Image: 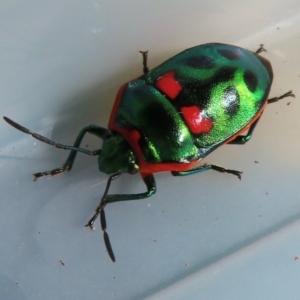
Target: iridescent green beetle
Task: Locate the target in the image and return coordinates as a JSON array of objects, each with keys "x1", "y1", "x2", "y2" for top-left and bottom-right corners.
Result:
[{"x1": 3, "y1": 43, "x2": 294, "y2": 262}]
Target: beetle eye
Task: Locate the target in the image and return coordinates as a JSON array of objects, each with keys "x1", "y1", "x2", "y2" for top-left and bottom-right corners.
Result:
[{"x1": 221, "y1": 86, "x2": 240, "y2": 117}]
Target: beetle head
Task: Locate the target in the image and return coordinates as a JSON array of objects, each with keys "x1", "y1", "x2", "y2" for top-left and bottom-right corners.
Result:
[{"x1": 99, "y1": 134, "x2": 139, "y2": 175}]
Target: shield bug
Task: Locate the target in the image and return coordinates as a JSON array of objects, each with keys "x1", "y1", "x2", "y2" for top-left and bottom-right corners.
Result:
[{"x1": 4, "y1": 43, "x2": 294, "y2": 262}]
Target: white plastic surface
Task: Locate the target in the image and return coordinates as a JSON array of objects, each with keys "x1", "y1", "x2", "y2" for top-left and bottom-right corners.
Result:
[{"x1": 1, "y1": 1, "x2": 300, "y2": 299}]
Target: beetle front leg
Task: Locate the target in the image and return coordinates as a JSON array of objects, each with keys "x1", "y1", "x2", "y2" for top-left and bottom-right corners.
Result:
[
  {"x1": 88, "y1": 173, "x2": 156, "y2": 233},
  {"x1": 172, "y1": 164, "x2": 242, "y2": 179},
  {"x1": 139, "y1": 51, "x2": 149, "y2": 74},
  {"x1": 255, "y1": 44, "x2": 267, "y2": 54},
  {"x1": 104, "y1": 173, "x2": 156, "y2": 204},
  {"x1": 87, "y1": 173, "x2": 156, "y2": 222},
  {"x1": 85, "y1": 172, "x2": 156, "y2": 262}
]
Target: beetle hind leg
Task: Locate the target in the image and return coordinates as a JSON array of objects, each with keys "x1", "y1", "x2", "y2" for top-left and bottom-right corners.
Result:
[
  {"x1": 228, "y1": 90, "x2": 295, "y2": 145},
  {"x1": 228, "y1": 117, "x2": 260, "y2": 145},
  {"x1": 267, "y1": 90, "x2": 294, "y2": 104}
]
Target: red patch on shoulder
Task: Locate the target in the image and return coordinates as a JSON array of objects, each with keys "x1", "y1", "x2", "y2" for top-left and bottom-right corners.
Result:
[
  {"x1": 155, "y1": 71, "x2": 182, "y2": 99},
  {"x1": 128, "y1": 129, "x2": 141, "y2": 144},
  {"x1": 181, "y1": 106, "x2": 213, "y2": 134}
]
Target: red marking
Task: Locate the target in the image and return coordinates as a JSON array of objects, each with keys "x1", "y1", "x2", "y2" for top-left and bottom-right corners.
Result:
[
  {"x1": 108, "y1": 83, "x2": 201, "y2": 173},
  {"x1": 109, "y1": 127, "x2": 199, "y2": 173},
  {"x1": 155, "y1": 71, "x2": 182, "y2": 99},
  {"x1": 181, "y1": 106, "x2": 213, "y2": 134},
  {"x1": 129, "y1": 129, "x2": 141, "y2": 145},
  {"x1": 107, "y1": 81, "x2": 269, "y2": 173},
  {"x1": 115, "y1": 128, "x2": 199, "y2": 173},
  {"x1": 108, "y1": 81, "x2": 271, "y2": 173}
]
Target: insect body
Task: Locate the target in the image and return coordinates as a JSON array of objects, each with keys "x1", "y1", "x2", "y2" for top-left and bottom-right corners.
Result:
[{"x1": 4, "y1": 43, "x2": 294, "y2": 262}]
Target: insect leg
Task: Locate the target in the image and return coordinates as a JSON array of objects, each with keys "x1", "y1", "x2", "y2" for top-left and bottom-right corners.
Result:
[
  {"x1": 86, "y1": 173, "x2": 156, "y2": 227},
  {"x1": 33, "y1": 124, "x2": 111, "y2": 180},
  {"x1": 255, "y1": 44, "x2": 267, "y2": 54},
  {"x1": 85, "y1": 173, "x2": 156, "y2": 262},
  {"x1": 85, "y1": 173, "x2": 120, "y2": 262},
  {"x1": 228, "y1": 117, "x2": 261, "y2": 145},
  {"x1": 3, "y1": 117, "x2": 110, "y2": 180},
  {"x1": 228, "y1": 91, "x2": 294, "y2": 145},
  {"x1": 172, "y1": 164, "x2": 242, "y2": 179},
  {"x1": 139, "y1": 50, "x2": 149, "y2": 74},
  {"x1": 267, "y1": 90, "x2": 294, "y2": 103},
  {"x1": 102, "y1": 173, "x2": 156, "y2": 204}
]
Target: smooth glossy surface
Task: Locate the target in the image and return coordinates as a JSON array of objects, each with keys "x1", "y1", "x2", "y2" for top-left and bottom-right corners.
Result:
[{"x1": 110, "y1": 44, "x2": 273, "y2": 168}]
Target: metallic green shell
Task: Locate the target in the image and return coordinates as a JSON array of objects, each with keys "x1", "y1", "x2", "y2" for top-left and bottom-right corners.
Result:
[
  {"x1": 112, "y1": 43, "x2": 273, "y2": 164},
  {"x1": 114, "y1": 80, "x2": 199, "y2": 163}
]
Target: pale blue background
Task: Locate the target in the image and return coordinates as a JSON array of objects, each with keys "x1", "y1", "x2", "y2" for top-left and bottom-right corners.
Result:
[{"x1": 1, "y1": 1, "x2": 300, "y2": 299}]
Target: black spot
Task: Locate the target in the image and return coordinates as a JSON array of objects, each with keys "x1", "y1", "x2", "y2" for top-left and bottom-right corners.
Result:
[
  {"x1": 175, "y1": 79, "x2": 211, "y2": 110},
  {"x1": 213, "y1": 66, "x2": 236, "y2": 83},
  {"x1": 244, "y1": 70, "x2": 258, "y2": 92},
  {"x1": 138, "y1": 102, "x2": 179, "y2": 162},
  {"x1": 218, "y1": 49, "x2": 240, "y2": 60},
  {"x1": 174, "y1": 66, "x2": 237, "y2": 111},
  {"x1": 222, "y1": 86, "x2": 240, "y2": 117},
  {"x1": 184, "y1": 55, "x2": 215, "y2": 69}
]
